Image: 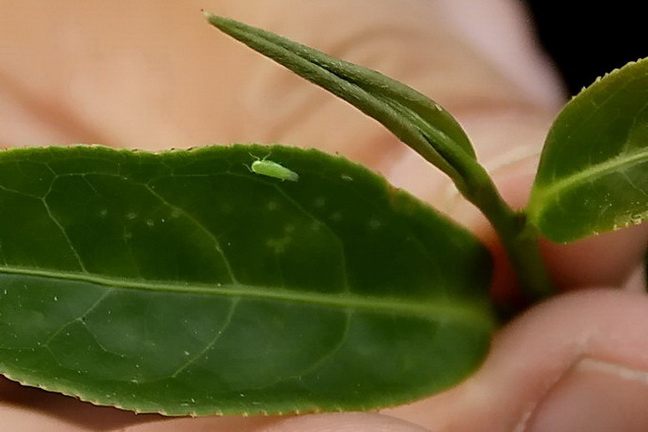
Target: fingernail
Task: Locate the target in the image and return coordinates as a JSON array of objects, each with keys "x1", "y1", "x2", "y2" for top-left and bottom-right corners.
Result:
[{"x1": 526, "y1": 359, "x2": 648, "y2": 432}]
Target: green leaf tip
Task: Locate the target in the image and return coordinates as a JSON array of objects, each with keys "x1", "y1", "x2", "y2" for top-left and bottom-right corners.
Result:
[
  {"x1": 202, "y1": 10, "x2": 230, "y2": 28},
  {"x1": 203, "y1": 12, "x2": 478, "y2": 189},
  {"x1": 529, "y1": 57, "x2": 648, "y2": 242}
]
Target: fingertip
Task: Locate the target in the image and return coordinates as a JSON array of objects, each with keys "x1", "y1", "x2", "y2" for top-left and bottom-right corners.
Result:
[
  {"x1": 0, "y1": 404, "x2": 87, "y2": 432},
  {"x1": 540, "y1": 223, "x2": 648, "y2": 290},
  {"x1": 386, "y1": 289, "x2": 648, "y2": 432},
  {"x1": 525, "y1": 359, "x2": 648, "y2": 432},
  {"x1": 262, "y1": 412, "x2": 430, "y2": 432},
  {"x1": 120, "y1": 415, "x2": 281, "y2": 432}
]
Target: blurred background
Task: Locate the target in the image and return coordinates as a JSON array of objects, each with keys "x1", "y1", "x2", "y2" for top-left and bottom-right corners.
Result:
[
  {"x1": 0, "y1": 1, "x2": 645, "y2": 151},
  {"x1": 524, "y1": 0, "x2": 646, "y2": 95}
]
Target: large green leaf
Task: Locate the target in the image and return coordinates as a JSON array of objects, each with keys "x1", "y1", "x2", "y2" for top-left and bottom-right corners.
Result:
[
  {"x1": 528, "y1": 58, "x2": 648, "y2": 242},
  {"x1": 0, "y1": 145, "x2": 494, "y2": 415}
]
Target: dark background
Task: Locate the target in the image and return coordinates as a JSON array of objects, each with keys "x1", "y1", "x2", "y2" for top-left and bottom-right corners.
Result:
[{"x1": 524, "y1": 1, "x2": 646, "y2": 95}]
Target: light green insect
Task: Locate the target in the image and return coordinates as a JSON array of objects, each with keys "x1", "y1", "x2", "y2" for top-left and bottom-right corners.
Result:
[{"x1": 248, "y1": 155, "x2": 299, "y2": 182}]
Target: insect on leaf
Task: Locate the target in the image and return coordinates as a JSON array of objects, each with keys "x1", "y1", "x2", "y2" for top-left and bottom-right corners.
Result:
[
  {"x1": 251, "y1": 158, "x2": 299, "y2": 181},
  {"x1": 0, "y1": 144, "x2": 494, "y2": 416},
  {"x1": 528, "y1": 57, "x2": 648, "y2": 242}
]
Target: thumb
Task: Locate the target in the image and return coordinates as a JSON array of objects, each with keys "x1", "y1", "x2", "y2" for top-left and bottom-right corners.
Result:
[
  {"x1": 384, "y1": 289, "x2": 648, "y2": 432},
  {"x1": 260, "y1": 412, "x2": 430, "y2": 432}
]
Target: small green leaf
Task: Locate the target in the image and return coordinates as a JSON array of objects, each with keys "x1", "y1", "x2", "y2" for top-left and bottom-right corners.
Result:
[
  {"x1": 204, "y1": 13, "x2": 477, "y2": 191},
  {"x1": 0, "y1": 145, "x2": 493, "y2": 415},
  {"x1": 528, "y1": 58, "x2": 648, "y2": 242}
]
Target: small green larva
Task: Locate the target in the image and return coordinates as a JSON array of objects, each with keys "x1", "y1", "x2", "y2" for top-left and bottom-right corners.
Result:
[{"x1": 249, "y1": 157, "x2": 299, "y2": 182}]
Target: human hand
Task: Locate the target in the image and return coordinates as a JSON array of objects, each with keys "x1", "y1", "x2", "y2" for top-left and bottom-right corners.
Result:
[{"x1": 1, "y1": 1, "x2": 646, "y2": 431}]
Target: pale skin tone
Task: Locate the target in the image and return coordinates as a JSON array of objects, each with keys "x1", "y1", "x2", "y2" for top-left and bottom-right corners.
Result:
[{"x1": 1, "y1": 1, "x2": 647, "y2": 431}]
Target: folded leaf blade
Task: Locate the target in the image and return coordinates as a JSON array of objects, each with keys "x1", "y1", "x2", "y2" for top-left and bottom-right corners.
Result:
[
  {"x1": 204, "y1": 13, "x2": 476, "y2": 188},
  {"x1": 0, "y1": 145, "x2": 493, "y2": 415}
]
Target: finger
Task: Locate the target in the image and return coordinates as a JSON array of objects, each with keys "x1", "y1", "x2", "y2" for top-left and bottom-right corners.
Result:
[
  {"x1": 121, "y1": 412, "x2": 430, "y2": 432},
  {"x1": 0, "y1": 377, "x2": 163, "y2": 431},
  {"x1": 0, "y1": 1, "x2": 561, "y2": 151},
  {"x1": 539, "y1": 225, "x2": 648, "y2": 290},
  {"x1": 0, "y1": 404, "x2": 87, "y2": 432},
  {"x1": 259, "y1": 412, "x2": 430, "y2": 432},
  {"x1": 384, "y1": 289, "x2": 648, "y2": 431},
  {"x1": 118, "y1": 415, "x2": 281, "y2": 432}
]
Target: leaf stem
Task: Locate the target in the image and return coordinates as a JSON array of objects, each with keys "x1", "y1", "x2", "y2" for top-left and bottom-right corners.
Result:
[
  {"x1": 413, "y1": 118, "x2": 554, "y2": 302},
  {"x1": 456, "y1": 157, "x2": 554, "y2": 302}
]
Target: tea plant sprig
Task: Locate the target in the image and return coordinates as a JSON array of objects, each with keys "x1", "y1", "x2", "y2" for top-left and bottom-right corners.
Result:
[
  {"x1": 205, "y1": 13, "x2": 648, "y2": 303},
  {"x1": 203, "y1": 13, "x2": 558, "y2": 301},
  {"x1": 0, "y1": 11, "x2": 644, "y2": 418}
]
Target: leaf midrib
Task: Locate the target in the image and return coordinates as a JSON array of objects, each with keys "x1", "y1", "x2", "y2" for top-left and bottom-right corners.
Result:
[
  {"x1": 535, "y1": 148, "x2": 648, "y2": 202},
  {"x1": 0, "y1": 265, "x2": 493, "y2": 328}
]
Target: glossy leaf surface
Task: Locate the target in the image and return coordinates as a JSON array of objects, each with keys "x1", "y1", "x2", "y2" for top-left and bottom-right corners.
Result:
[
  {"x1": 528, "y1": 58, "x2": 648, "y2": 242},
  {"x1": 0, "y1": 145, "x2": 494, "y2": 415}
]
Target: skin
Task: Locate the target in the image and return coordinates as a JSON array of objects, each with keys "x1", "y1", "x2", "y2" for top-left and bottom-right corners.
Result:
[{"x1": 1, "y1": 1, "x2": 647, "y2": 431}]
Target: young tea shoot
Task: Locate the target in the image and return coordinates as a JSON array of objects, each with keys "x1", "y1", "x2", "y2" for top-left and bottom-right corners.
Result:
[{"x1": 0, "y1": 11, "x2": 644, "y2": 419}]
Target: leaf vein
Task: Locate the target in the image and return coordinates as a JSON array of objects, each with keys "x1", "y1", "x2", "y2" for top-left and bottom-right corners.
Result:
[
  {"x1": 143, "y1": 183, "x2": 239, "y2": 284},
  {"x1": 40, "y1": 198, "x2": 87, "y2": 273},
  {"x1": 0, "y1": 266, "x2": 492, "y2": 326},
  {"x1": 43, "y1": 288, "x2": 113, "y2": 351},
  {"x1": 170, "y1": 298, "x2": 240, "y2": 378},
  {"x1": 537, "y1": 149, "x2": 648, "y2": 201}
]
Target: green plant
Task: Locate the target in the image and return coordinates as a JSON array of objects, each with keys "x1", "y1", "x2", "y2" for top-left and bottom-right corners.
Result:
[{"x1": 0, "y1": 13, "x2": 645, "y2": 416}]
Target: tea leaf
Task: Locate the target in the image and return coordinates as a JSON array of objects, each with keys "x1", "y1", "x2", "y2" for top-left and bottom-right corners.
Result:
[
  {"x1": 529, "y1": 58, "x2": 648, "y2": 242},
  {"x1": 0, "y1": 145, "x2": 493, "y2": 415}
]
